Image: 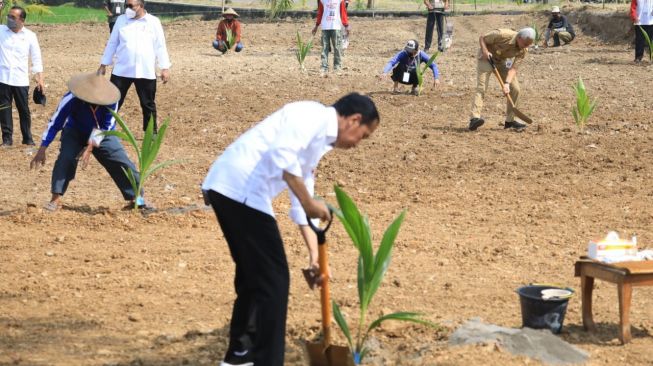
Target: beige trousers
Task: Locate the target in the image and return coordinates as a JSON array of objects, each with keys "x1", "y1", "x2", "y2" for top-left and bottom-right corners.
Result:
[
  {"x1": 555, "y1": 31, "x2": 573, "y2": 44},
  {"x1": 470, "y1": 58, "x2": 520, "y2": 122}
]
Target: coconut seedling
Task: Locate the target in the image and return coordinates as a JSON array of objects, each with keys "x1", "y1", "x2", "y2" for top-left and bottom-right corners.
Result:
[
  {"x1": 638, "y1": 26, "x2": 653, "y2": 61},
  {"x1": 331, "y1": 186, "x2": 436, "y2": 364},
  {"x1": 571, "y1": 77, "x2": 597, "y2": 131},
  {"x1": 415, "y1": 52, "x2": 439, "y2": 96},
  {"x1": 224, "y1": 28, "x2": 237, "y2": 52},
  {"x1": 295, "y1": 31, "x2": 313, "y2": 71},
  {"x1": 103, "y1": 113, "x2": 180, "y2": 210},
  {"x1": 532, "y1": 23, "x2": 541, "y2": 49}
]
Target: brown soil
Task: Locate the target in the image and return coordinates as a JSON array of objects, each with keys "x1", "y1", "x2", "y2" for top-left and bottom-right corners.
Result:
[{"x1": 2, "y1": 12, "x2": 653, "y2": 366}]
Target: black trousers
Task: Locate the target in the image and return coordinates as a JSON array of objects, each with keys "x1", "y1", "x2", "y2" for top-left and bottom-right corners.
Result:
[
  {"x1": 0, "y1": 82, "x2": 32, "y2": 144},
  {"x1": 110, "y1": 74, "x2": 158, "y2": 132},
  {"x1": 109, "y1": 21, "x2": 116, "y2": 34},
  {"x1": 208, "y1": 190, "x2": 289, "y2": 366},
  {"x1": 391, "y1": 63, "x2": 418, "y2": 87},
  {"x1": 425, "y1": 11, "x2": 445, "y2": 51},
  {"x1": 51, "y1": 127, "x2": 140, "y2": 200},
  {"x1": 635, "y1": 24, "x2": 653, "y2": 61}
]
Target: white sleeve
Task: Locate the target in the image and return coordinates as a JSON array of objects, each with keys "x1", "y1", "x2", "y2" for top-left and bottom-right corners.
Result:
[
  {"x1": 154, "y1": 18, "x2": 171, "y2": 69},
  {"x1": 29, "y1": 33, "x2": 43, "y2": 73},
  {"x1": 100, "y1": 16, "x2": 122, "y2": 65},
  {"x1": 288, "y1": 173, "x2": 315, "y2": 225}
]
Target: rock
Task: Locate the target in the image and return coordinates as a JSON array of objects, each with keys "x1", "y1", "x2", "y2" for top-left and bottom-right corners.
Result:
[
  {"x1": 128, "y1": 313, "x2": 142, "y2": 322},
  {"x1": 45, "y1": 251, "x2": 55, "y2": 257},
  {"x1": 450, "y1": 318, "x2": 589, "y2": 365}
]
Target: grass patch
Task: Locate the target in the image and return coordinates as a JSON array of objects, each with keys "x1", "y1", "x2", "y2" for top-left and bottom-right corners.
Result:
[{"x1": 28, "y1": 4, "x2": 106, "y2": 24}]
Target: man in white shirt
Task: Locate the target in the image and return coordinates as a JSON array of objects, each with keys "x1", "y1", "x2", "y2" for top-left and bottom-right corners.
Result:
[
  {"x1": 97, "y1": 0, "x2": 171, "y2": 133},
  {"x1": 0, "y1": 6, "x2": 44, "y2": 147},
  {"x1": 424, "y1": 0, "x2": 448, "y2": 52},
  {"x1": 312, "y1": 0, "x2": 350, "y2": 76},
  {"x1": 202, "y1": 93, "x2": 380, "y2": 366}
]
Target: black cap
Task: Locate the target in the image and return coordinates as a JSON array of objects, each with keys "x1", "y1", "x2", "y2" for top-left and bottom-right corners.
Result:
[{"x1": 32, "y1": 87, "x2": 46, "y2": 106}]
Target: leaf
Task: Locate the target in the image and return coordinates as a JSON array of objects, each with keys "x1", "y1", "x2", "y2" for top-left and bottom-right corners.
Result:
[
  {"x1": 109, "y1": 109, "x2": 140, "y2": 155},
  {"x1": 140, "y1": 115, "x2": 155, "y2": 173},
  {"x1": 332, "y1": 301, "x2": 354, "y2": 351},
  {"x1": 121, "y1": 166, "x2": 139, "y2": 209},
  {"x1": 366, "y1": 312, "x2": 436, "y2": 333},
  {"x1": 363, "y1": 210, "x2": 406, "y2": 308},
  {"x1": 334, "y1": 186, "x2": 373, "y2": 268},
  {"x1": 141, "y1": 159, "x2": 182, "y2": 183}
]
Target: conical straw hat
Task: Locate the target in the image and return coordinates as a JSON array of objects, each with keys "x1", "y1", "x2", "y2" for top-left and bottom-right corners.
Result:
[
  {"x1": 222, "y1": 8, "x2": 239, "y2": 17},
  {"x1": 67, "y1": 73, "x2": 120, "y2": 106}
]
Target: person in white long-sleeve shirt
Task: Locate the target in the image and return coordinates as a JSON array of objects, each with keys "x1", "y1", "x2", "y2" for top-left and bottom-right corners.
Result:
[
  {"x1": 0, "y1": 6, "x2": 44, "y2": 147},
  {"x1": 202, "y1": 93, "x2": 380, "y2": 366},
  {"x1": 97, "y1": 0, "x2": 171, "y2": 133}
]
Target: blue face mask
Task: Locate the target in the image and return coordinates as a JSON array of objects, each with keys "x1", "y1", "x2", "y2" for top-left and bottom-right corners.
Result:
[{"x1": 6, "y1": 17, "x2": 18, "y2": 31}]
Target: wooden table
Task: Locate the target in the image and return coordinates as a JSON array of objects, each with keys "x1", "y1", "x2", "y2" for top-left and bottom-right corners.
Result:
[{"x1": 574, "y1": 259, "x2": 653, "y2": 344}]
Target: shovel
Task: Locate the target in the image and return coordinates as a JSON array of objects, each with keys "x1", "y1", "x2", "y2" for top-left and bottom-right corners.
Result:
[
  {"x1": 304, "y1": 214, "x2": 355, "y2": 366},
  {"x1": 488, "y1": 57, "x2": 533, "y2": 124}
]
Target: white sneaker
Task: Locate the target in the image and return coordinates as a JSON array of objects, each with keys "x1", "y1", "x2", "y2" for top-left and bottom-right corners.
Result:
[{"x1": 220, "y1": 362, "x2": 253, "y2": 366}]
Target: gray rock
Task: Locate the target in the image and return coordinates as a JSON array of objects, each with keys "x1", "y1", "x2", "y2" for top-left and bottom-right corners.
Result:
[{"x1": 450, "y1": 318, "x2": 589, "y2": 365}]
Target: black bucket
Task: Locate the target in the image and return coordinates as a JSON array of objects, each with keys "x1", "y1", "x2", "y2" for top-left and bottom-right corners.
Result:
[{"x1": 516, "y1": 285, "x2": 574, "y2": 334}]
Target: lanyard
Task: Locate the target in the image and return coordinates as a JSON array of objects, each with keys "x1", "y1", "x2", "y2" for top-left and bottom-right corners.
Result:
[{"x1": 89, "y1": 105, "x2": 101, "y2": 129}]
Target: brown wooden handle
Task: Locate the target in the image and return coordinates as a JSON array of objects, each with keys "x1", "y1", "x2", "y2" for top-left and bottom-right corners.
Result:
[
  {"x1": 490, "y1": 62, "x2": 517, "y2": 108},
  {"x1": 318, "y1": 241, "x2": 331, "y2": 348}
]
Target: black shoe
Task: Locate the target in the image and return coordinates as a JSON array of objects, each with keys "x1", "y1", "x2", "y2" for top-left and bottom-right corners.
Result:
[
  {"x1": 468, "y1": 118, "x2": 485, "y2": 131},
  {"x1": 221, "y1": 349, "x2": 254, "y2": 366},
  {"x1": 22, "y1": 140, "x2": 35, "y2": 146},
  {"x1": 504, "y1": 120, "x2": 527, "y2": 131},
  {"x1": 0, "y1": 140, "x2": 12, "y2": 147},
  {"x1": 634, "y1": 58, "x2": 643, "y2": 64}
]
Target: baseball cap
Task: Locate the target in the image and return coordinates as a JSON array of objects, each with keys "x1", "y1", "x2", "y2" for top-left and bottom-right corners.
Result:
[
  {"x1": 551, "y1": 6, "x2": 560, "y2": 13},
  {"x1": 405, "y1": 39, "x2": 419, "y2": 53}
]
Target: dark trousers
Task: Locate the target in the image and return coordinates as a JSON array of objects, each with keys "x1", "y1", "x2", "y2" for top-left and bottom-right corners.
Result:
[
  {"x1": 425, "y1": 11, "x2": 445, "y2": 51},
  {"x1": 110, "y1": 74, "x2": 158, "y2": 132},
  {"x1": 51, "y1": 127, "x2": 140, "y2": 200},
  {"x1": 635, "y1": 24, "x2": 653, "y2": 61},
  {"x1": 0, "y1": 82, "x2": 32, "y2": 144},
  {"x1": 109, "y1": 21, "x2": 115, "y2": 34},
  {"x1": 391, "y1": 63, "x2": 418, "y2": 87},
  {"x1": 208, "y1": 190, "x2": 289, "y2": 366}
]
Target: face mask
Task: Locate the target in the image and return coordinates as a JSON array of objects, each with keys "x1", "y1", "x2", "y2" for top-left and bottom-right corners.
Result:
[
  {"x1": 6, "y1": 17, "x2": 18, "y2": 30},
  {"x1": 125, "y1": 7, "x2": 137, "y2": 19}
]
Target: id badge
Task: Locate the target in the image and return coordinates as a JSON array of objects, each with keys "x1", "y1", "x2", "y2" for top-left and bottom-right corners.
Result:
[
  {"x1": 505, "y1": 59, "x2": 513, "y2": 69},
  {"x1": 402, "y1": 72, "x2": 410, "y2": 83},
  {"x1": 89, "y1": 128, "x2": 104, "y2": 147},
  {"x1": 115, "y1": 6, "x2": 121, "y2": 14}
]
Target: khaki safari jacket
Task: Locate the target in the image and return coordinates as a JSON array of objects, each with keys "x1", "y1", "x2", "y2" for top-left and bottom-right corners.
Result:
[{"x1": 481, "y1": 29, "x2": 528, "y2": 68}]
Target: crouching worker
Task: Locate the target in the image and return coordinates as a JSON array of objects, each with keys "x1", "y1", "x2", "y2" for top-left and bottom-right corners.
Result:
[
  {"x1": 213, "y1": 8, "x2": 243, "y2": 54},
  {"x1": 380, "y1": 39, "x2": 440, "y2": 95},
  {"x1": 201, "y1": 93, "x2": 380, "y2": 366},
  {"x1": 30, "y1": 73, "x2": 146, "y2": 211},
  {"x1": 543, "y1": 6, "x2": 575, "y2": 48}
]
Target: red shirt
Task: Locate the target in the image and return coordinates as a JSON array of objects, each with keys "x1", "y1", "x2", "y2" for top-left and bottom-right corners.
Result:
[
  {"x1": 315, "y1": 0, "x2": 349, "y2": 28},
  {"x1": 216, "y1": 19, "x2": 242, "y2": 43}
]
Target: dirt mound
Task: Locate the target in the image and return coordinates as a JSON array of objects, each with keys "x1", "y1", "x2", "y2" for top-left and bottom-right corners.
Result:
[{"x1": 570, "y1": 6, "x2": 634, "y2": 43}]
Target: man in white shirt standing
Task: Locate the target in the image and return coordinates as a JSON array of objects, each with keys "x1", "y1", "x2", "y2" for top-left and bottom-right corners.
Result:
[
  {"x1": 202, "y1": 93, "x2": 380, "y2": 366},
  {"x1": 97, "y1": 0, "x2": 171, "y2": 133},
  {"x1": 312, "y1": 0, "x2": 350, "y2": 76},
  {"x1": 0, "y1": 6, "x2": 44, "y2": 147}
]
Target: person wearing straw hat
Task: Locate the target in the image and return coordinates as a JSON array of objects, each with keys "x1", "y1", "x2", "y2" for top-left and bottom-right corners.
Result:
[
  {"x1": 30, "y1": 73, "x2": 146, "y2": 212},
  {"x1": 543, "y1": 6, "x2": 575, "y2": 48},
  {"x1": 213, "y1": 8, "x2": 244, "y2": 54}
]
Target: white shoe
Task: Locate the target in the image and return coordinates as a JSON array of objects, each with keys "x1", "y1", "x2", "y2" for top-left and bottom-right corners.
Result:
[{"x1": 220, "y1": 361, "x2": 253, "y2": 366}]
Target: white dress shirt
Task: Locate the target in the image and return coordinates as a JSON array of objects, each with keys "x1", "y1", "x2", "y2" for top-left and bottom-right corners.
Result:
[
  {"x1": 0, "y1": 25, "x2": 43, "y2": 87},
  {"x1": 100, "y1": 13, "x2": 171, "y2": 80},
  {"x1": 202, "y1": 101, "x2": 339, "y2": 225}
]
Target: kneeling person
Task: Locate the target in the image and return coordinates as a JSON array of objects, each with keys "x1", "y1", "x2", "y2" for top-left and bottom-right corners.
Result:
[
  {"x1": 213, "y1": 8, "x2": 243, "y2": 54},
  {"x1": 380, "y1": 40, "x2": 440, "y2": 95},
  {"x1": 543, "y1": 6, "x2": 575, "y2": 47},
  {"x1": 30, "y1": 73, "x2": 145, "y2": 211}
]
